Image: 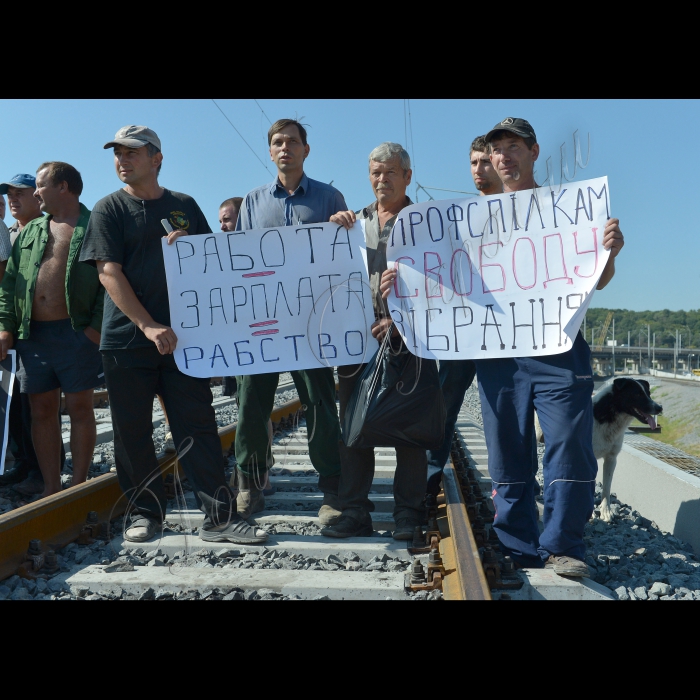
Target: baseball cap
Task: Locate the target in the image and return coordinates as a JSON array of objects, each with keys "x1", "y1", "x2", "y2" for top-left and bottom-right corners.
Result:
[
  {"x1": 485, "y1": 117, "x2": 537, "y2": 144},
  {"x1": 104, "y1": 125, "x2": 162, "y2": 151},
  {"x1": 0, "y1": 173, "x2": 36, "y2": 195}
]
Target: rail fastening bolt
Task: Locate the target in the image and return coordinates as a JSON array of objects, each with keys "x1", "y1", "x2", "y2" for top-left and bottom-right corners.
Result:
[
  {"x1": 411, "y1": 559, "x2": 427, "y2": 585},
  {"x1": 428, "y1": 547, "x2": 443, "y2": 567}
]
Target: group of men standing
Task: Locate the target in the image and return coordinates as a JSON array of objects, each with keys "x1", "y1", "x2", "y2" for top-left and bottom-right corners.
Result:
[{"x1": 0, "y1": 113, "x2": 624, "y2": 577}]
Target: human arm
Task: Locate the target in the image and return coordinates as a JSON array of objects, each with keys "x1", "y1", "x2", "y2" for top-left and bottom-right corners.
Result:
[
  {"x1": 0, "y1": 241, "x2": 20, "y2": 360},
  {"x1": 164, "y1": 230, "x2": 189, "y2": 244},
  {"x1": 596, "y1": 218, "x2": 624, "y2": 290},
  {"x1": 85, "y1": 282, "x2": 104, "y2": 344},
  {"x1": 0, "y1": 260, "x2": 6, "y2": 284},
  {"x1": 371, "y1": 317, "x2": 400, "y2": 341},
  {"x1": 379, "y1": 267, "x2": 397, "y2": 299},
  {"x1": 97, "y1": 261, "x2": 178, "y2": 355},
  {"x1": 330, "y1": 210, "x2": 356, "y2": 229}
]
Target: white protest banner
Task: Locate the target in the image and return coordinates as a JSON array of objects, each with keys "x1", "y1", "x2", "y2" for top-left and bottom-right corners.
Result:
[
  {"x1": 163, "y1": 223, "x2": 378, "y2": 377},
  {"x1": 0, "y1": 350, "x2": 16, "y2": 475},
  {"x1": 386, "y1": 176, "x2": 611, "y2": 359}
]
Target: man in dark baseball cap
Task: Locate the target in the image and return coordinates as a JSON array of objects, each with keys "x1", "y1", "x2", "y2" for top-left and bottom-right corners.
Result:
[
  {"x1": 484, "y1": 117, "x2": 537, "y2": 143},
  {"x1": 468, "y1": 116, "x2": 625, "y2": 578},
  {"x1": 0, "y1": 173, "x2": 36, "y2": 195}
]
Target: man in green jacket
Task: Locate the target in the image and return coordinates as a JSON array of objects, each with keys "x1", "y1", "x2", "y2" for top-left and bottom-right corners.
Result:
[{"x1": 0, "y1": 162, "x2": 104, "y2": 500}]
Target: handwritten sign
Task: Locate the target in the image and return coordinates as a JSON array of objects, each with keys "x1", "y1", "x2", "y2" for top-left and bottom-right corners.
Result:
[
  {"x1": 0, "y1": 350, "x2": 16, "y2": 475},
  {"x1": 386, "y1": 176, "x2": 611, "y2": 359},
  {"x1": 163, "y1": 223, "x2": 378, "y2": 377}
]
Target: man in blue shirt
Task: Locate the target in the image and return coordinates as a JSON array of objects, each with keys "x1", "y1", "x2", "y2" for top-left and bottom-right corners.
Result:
[{"x1": 234, "y1": 119, "x2": 347, "y2": 524}]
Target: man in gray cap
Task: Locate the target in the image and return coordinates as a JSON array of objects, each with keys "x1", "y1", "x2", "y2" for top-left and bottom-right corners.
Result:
[{"x1": 79, "y1": 125, "x2": 267, "y2": 544}]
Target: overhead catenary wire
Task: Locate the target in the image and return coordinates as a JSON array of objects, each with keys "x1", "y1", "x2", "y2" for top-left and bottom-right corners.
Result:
[
  {"x1": 253, "y1": 99, "x2": 273, "y2": 125},
  {"x1": 407, "y1": 99, "x2": 418, "y2": 202},
  {"x1": 417, "y1": 184, "x2": 479, "y2": 197},
  {"x1": 211, "y1": 99, "x2": 273, "y2": 176}
]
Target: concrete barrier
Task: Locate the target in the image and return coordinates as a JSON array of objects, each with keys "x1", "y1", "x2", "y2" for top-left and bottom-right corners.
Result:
[{"x1": 607, "y1": 443, "x2": 700, "y2": 554}]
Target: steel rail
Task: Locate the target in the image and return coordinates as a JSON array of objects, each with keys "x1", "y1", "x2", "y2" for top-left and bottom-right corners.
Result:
[
  {"x1": 0, "y1": 398, "x2": 303, "y2": 581},
  {"x1": 441, "y1": 460, "x2": 492, "y2": 601}
]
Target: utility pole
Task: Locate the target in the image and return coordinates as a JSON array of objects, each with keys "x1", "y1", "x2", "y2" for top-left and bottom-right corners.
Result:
[
  {"x1": 612, "y1": 317, "x2": 615, "y2": 375},
  {"x1": 675, "y1": 329, "x2": 678, "y2": 378},
  {"x1": 652, "y1": 332, "x2": 656, "y2": 372},
  {"x1": 647, "y1": 324, "x2": 650, "y2": 373}
]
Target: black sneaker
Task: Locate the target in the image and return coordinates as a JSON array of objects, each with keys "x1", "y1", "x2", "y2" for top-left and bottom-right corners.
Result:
[
  {"x1": 321, "y1": 514, "x2": 373, "y2": 538},
  {"x1": 200, "y1": 517, "x2": 268, "y2": 544},
  {"x1": 0, "y1": 464, "x2": 31, "y2": 486},
  {"x1": 393, "y1": 518, "x2": 422, "y2": 541}
]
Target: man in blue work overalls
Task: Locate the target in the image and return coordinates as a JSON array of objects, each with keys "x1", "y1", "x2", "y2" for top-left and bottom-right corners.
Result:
[
  {"x1": 381, "y1": 118, "x2": 625, "y2": 576},
  {"x1": 477, "y1": 118, "x2": 624, "y2": 575}
]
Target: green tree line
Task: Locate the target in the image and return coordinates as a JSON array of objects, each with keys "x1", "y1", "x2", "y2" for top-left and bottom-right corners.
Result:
[{"x1": 583, "y1": 308, "x2": 700, "y2": 348}]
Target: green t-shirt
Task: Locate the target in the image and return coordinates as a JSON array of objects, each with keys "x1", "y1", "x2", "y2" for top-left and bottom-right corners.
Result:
[{"x1": 79, "y1": 188, "x2": 211, "y2": 350}]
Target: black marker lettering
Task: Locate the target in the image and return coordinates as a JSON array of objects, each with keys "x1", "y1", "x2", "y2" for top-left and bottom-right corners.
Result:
[
  {"x1": 209, "y1": 287, "x2": 227, "y2": 325},
  {"x1": 183, "y1": 346, "x2": 204, "y2": 369},
  {"x1": 175, "y1": 240, "x2": 195, "y2": 274},
  {"x1": 510, "y1": 299, "x2": 537, "y2": 350},
  {"x1": 481, "y1": 304, "x2": 505, "y2": 351},
  {"x1": 260, "y1": 229, "x2": 285, "y2": 267},
  {"x1": 203, "y1": 236, "x2": 224, "y2": 273},
  {"x1": 180, "y1": 290, "x2": 200, "y2": 328}
]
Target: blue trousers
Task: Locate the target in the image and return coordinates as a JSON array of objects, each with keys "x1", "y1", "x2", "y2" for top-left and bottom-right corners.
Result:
[
  {"x1": 474, "y1": 333, "x2": 596, "y2": 566},
  {"x1": 426, "y1": 360, "x2": 476, "y2": 497}
]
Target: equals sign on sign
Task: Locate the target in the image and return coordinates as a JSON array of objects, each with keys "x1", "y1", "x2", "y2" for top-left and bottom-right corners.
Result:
[{"x1": 250, "y1": 320, "x2": 279, "y2": 336}]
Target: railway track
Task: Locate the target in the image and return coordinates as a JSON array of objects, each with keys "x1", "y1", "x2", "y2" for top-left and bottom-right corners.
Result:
[{"x1": 0, "y1": 394, "x2": 494, "y2": 600}]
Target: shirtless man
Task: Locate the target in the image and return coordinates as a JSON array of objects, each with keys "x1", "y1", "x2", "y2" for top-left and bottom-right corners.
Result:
[{"x1": 0, "y1": 162, "x2": 104, "y2": 499}]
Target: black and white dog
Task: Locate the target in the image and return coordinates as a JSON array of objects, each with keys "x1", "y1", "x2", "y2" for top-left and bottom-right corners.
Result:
[
  {"x1": 592, "y1": 378, "x2": 662, "y2": 521},
  {"x1": 535, "y1": 378, "x2": 663, "y2": 522}
]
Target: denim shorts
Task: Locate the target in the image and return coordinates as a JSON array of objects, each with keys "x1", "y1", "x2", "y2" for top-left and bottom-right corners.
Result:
[{"x1": 16, "y1": 318, "x2": 104, "y2": 394}]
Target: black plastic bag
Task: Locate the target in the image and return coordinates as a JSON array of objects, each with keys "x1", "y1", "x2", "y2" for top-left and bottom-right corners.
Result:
[{"x1": 342, "y1": 332, "x2": 446, "y2": 450}]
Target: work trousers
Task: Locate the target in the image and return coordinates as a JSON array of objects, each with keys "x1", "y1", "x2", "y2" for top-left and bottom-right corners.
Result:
[
  {"x1": 337, "y1": 363, "x2": 427, "y2": 523},
  {"x1": 426, "y1": 359, "x2": 477, "y2": 497},
  {"x1": 102, "y1": 347, "x2": 231, "y2": 524},
  {"x1": 474, "y1": 333, "x2": 596, "y2": 566},
  {"x1": 235, "y1": 368, "x2": 341, "y2": 478}
]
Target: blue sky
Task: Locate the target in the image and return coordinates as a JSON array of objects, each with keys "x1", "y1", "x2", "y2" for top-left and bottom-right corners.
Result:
[{"x1": 1, "y1": 99, "x2": 696, "y2": 312}]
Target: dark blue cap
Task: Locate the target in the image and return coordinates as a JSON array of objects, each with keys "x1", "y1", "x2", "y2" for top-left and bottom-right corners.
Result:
[{"x1": 0, "y1": 173, "x2": 36, "y2": 195}]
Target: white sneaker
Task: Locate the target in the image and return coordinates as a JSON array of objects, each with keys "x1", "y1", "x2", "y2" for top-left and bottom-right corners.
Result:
[{"x1": 164, "y1": 432, "x2": 176, "y2": 453}]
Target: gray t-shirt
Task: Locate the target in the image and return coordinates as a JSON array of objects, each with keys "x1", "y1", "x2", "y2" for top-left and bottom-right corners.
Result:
[{"x1": 79, "y1": 188, "x2": 211, "y2": 350}]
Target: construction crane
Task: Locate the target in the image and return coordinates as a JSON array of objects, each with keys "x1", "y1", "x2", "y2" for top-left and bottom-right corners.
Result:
[{"x1": 594, "y1": 311, "x2": 614, "y2": 351}]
